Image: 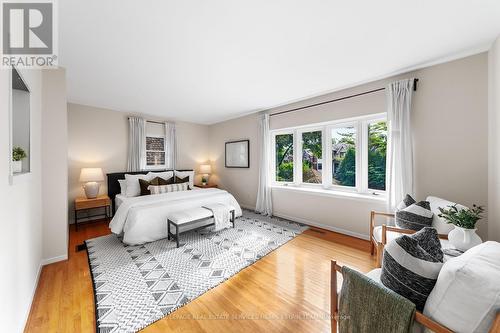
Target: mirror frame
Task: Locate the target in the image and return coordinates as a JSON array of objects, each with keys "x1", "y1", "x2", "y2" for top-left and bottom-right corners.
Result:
[{"x1": 9, "y1": 67, "x2": 32, "y2": 185}]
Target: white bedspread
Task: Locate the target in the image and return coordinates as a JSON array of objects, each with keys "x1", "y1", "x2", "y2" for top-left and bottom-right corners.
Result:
[{"x1": 110, "y1": 188, "x2": 242, "y2": 245}]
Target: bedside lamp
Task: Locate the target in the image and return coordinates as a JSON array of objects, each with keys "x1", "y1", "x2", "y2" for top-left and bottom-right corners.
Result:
[
  {"x1": 80, "y1": 168, "x2": 104, "y2": 199},
  {"x1": 200, "y1": 164, "x2": 212, "y2": 186}
]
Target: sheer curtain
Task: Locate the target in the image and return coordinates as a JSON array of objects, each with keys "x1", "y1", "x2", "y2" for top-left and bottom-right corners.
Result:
[
  {"x1": 386, "y1": 79, "x2": 415, "y2": 210},
  {"x1": 164, "y1": 122, "x2": 177, "y2": 169},
  {"x1": 127, "y1": 117, "x2": 146, "y2": 171},
  {"x1": 255, "y1": 114, "x2": 273, "y2": 215}
]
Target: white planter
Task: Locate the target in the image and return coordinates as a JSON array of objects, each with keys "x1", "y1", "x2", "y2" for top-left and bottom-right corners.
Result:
[
  {"x1": 12, "y1": 160, "x2": 22, "y2": 173},
  {"x1": 448, "y1": 226, "x2": 482, "y2": 251}
]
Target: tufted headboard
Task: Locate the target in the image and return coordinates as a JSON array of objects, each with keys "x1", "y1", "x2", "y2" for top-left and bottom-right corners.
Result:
[{"x1": 107, "y1": 169, "x2": 193, "y2": 213}]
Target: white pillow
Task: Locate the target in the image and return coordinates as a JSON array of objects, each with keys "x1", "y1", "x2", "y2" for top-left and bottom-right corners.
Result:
[
  {"x1": 147, "y1": 171, "x2": 173, "y2": 182},
  {"x1": 424, "y1": 241, "x2": 500, "y2": 332},
  {"x1": 174, "y1": 170, "x2": 194, "y2": 189},
  {"x1": 426, "y1": 196, "x2": 468, "y2": 234},
  {"x1": 118, "y1": 179, "x2": 127, "y2": 195},
  {"x1": 148, "y1": 183, "x2": 189, "y2": 195},
  {"x1": 125, "y1": 173, "x2": 153, "y2": 197}
]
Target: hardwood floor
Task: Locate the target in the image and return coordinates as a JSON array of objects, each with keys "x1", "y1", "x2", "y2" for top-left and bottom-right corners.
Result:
[{"x1": 25, "y1": 220, "x2": 376, "y2": 333}]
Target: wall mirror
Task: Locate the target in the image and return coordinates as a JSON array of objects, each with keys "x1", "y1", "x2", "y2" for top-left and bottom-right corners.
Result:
[{"x1": 10, "y1": 67, "x2": 31, "y2": 180}]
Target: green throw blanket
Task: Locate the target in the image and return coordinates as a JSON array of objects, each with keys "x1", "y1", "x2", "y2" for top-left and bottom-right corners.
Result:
[{"x1": 338, "y1": 266, "x2": 416, "y2": 333}]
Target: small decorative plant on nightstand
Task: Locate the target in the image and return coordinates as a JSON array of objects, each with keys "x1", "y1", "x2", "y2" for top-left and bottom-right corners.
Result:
[
  {"x1": 12, "y1": 146, "x2": 27, "y2": 173},
  {"x1": 438, "y1": 204, "x2": 485, "y2": 251}
]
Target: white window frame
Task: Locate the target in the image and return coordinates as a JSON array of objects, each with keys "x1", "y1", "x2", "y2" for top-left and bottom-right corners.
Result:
[{"x1": 270, "y1": 113, "x2": 387, "y2": 198}]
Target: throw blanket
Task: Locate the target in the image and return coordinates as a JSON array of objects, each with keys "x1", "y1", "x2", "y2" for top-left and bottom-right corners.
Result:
[
  {"x1": 339, "y1": 266, "x2": 415, "y2": 333},
  {"x1": 203, "y1": 203, "x2": 231, "y2": 231}
]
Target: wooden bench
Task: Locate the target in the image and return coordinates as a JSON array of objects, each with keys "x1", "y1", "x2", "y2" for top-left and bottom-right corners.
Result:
[{"x1": 167, "y1": 207, "x2": 235, "y2": 248}]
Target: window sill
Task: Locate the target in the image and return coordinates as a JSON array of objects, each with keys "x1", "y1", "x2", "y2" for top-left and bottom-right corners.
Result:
[{"x1": 271, "y1": 184, "x2": 387, "y2": 203}]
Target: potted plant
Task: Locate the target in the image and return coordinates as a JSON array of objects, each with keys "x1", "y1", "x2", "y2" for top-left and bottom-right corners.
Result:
[
  {"x1": 438, "y1": 204, "x2": 485, "y2": 251},
  {"x1": 12, "y1": 146, "x2": 27, "y2": 173}
]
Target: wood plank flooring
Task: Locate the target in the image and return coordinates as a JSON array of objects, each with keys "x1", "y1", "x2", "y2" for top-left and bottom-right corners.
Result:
[{"x1": 25, "y1": 219, "x2": 376, "y2": 333}]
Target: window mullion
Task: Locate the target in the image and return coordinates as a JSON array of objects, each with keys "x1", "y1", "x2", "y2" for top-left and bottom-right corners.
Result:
[
  {"x1": 360, "y1": 121, "x2": 368, "y2": 193},
  {"x1": 294, "y1": 130, "x2": 301, "y2": 185},
  {"x1": 323, "y1": 126, "x2": 331, "y2": 189}
]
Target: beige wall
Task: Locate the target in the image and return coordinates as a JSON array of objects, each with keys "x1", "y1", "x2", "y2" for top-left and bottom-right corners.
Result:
[
  {"x1": 41, "y1": 69, "x2": 69, "y2": 262},
  {"x1": 489, "y1": 37, "x2": 500, "y2": 242},
  {"x1": 67, "y1": 103, "x2": 210, "y2": 222},
  {"x1": 209, "y1": 53, "x2": 489, "y2": 239}
]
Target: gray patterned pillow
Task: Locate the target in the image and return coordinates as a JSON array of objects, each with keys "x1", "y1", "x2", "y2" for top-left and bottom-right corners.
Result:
[
  {"x1": 397, "y1": 194, "x2": 416, "y2": 211},
  {"x1": 395, "y1": 200, "x2": 433, "y2": 231},
  {"x1": 381, "y1": 227, "x2": 444, "y2": 311}
]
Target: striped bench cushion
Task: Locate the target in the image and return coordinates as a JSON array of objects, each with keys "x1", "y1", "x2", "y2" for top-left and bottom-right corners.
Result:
[{"x1": 381, "y1": 227, "x2": 444, "y2": 311}]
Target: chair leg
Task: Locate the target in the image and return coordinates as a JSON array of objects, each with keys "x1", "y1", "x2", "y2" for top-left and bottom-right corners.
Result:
[
  {"x1": 376, "y1": 243, "x2": 384, "y2": 268},
  {"x1": 370, "y1": 239, "x2": 375, "y2": 255},
  {"x1": 167, "y1": 220, "x2": 170, "y2": 240}
]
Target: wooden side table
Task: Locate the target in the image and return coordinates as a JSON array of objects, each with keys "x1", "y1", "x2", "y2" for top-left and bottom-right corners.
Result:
[
  {"x1": 195, "y1": 184, "x2": 218, "y2": 189},
  {"x1": 74, "y1": 195, "x2": 112, "y2": 231}
]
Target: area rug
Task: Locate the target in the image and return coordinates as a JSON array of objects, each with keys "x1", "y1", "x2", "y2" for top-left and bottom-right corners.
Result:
[{"x1": 85, "y1": 210, "x2": 308, "y2": 333}]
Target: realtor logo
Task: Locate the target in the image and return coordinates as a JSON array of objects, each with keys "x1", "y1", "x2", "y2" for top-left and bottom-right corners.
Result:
[{"x1": 1, "y1": 1, "x2": 57, "y2": 68}]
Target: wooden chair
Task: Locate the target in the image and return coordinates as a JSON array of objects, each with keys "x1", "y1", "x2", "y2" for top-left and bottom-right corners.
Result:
[
  {"x1": 369, "y1": 211, "x2": 448, "y2": 267},
  {"x1": 330, "y1": 260, "x2": 500, "y2": 333}
]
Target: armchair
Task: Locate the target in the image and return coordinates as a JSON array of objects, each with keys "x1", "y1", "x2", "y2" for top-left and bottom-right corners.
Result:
[{"x1": 369, "y1": 196, "x2": 459, "y2": 267}]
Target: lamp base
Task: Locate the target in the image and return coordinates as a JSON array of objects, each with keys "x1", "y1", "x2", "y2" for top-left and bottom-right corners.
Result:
[{"x1": 83, "y1": 182, "x2": 100, "y2": 199}]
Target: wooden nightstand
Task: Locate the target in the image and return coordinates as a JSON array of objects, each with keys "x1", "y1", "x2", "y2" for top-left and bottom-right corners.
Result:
[
  {"x1": 74, "y1": 195, "x2": 112, "y2": 231},
  {"x1": 195, "y1": 184, "x2": 218, "y2": 189}
]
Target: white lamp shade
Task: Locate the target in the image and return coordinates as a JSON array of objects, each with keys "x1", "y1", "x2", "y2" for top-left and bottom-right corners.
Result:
[
  {"x1": 200, "y1": 164, "x2": 212, "y2": 174},
  {"x1": 79, "y1": 168, "x2": 104, "y2": 182}
]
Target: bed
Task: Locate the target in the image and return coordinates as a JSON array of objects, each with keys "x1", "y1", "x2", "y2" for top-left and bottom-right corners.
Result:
[{"x1": 107, "y1": 171, "x2": 242, "y2": 245}]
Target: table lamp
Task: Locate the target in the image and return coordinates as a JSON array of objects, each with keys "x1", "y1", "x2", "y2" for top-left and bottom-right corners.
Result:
[
  {"x1": 200, "y1": 164, "x2": 212, "y2": 186},
  {"x1": 80, "y1": 168, "x2": 104, "y2": 199}
]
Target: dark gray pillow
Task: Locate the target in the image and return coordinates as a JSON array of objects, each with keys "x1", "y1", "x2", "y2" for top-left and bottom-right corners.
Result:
[
  {"x1": 381, "y1": 227, "x2": 444, "y2": 311},
  {"x1": 395, "y1": 200, "x2": 433, "y2": 231},
  {"x1": 397, "y1": 194, "x2": 416, "y2": 211}
]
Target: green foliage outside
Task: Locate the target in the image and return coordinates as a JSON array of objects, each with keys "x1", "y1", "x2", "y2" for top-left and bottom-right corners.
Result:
[
  {"x1": 275, "y1": 134, "x2": 294, "y2": 181},
  {"x1": 367, "y1": 122, "x2": 387, "y2": 190}
]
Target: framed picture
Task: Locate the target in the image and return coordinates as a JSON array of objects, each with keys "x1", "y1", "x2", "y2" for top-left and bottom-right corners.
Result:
[{"x1": 225, "y1": 140, "x2": 250, "y2": 168}]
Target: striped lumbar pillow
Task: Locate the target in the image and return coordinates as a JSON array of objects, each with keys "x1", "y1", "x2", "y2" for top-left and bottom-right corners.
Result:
[
  {"x1": 395, "y1": 200, "x2": 433, "y2": 231},
  {"x1": 381, "y1": 227, "x2": 444, "y2": 311},
  {"x1": 397, "y1": 194, "x2": 416, "y2": 211},
  {"x1": 148, "y1": 182, "x2": 189, "y2": 195}
]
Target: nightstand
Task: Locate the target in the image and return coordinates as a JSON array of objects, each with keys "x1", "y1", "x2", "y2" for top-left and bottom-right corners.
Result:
[
  {"x1": 195, "y1": 184, "x2": 218, "y2": 189},
  {"x1": 74, "y1": 195, "x2": 112, "y2": 231}
]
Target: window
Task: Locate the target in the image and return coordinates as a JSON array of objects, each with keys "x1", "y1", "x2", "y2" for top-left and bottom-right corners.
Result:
[
  {"x1": 368, "y1": 121, "x2": 387, "y2": 191},
  {"x1": 271, "y1": 114, "x2": 387, "y2": 197},
  {"x1": 275, "y1": 133, "x2": 294, "y2": 182},
  {"x1": 332, "y1": 126, "x2": 356, "y2": 187},
  {"x1": 145, "y1": 122, "x2": 166, "y2": 169},
  {"x1": 301, "y1": 130, "x2": 322, "y2": 183}
]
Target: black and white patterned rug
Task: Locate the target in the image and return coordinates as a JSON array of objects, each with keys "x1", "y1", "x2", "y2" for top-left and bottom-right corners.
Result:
[{"x1": 85, "y1": 210, "x2": 307, "y2": 333}]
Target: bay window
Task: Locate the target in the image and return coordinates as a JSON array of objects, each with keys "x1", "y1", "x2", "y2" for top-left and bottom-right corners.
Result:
[{"x1": 271, "y1": 113, "x2": 387, "y2": 197}]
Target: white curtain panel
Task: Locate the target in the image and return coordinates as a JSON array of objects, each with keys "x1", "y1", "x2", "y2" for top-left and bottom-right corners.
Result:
[
  {"x1": 164, "y1": 122, "x2": 177, "y2": 169},
  {"x1": 386, "y1": 79, "x2": 415, "y2": 211},
  {"x1": 127, "y1": 117, "x2": 146, "y2": 172},
  {"x1": 255, "y1": 113, "x2": 273, "y2": 215}
]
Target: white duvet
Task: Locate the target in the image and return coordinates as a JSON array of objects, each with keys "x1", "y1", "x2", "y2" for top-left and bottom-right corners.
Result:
[{"x1": 110, "y1": 188, "x2": 242, "y2": 245}]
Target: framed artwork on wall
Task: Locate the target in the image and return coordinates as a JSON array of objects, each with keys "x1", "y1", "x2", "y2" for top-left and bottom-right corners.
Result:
[{"x1": 225, "y1": 140, "x2": 249, "y2": 168}]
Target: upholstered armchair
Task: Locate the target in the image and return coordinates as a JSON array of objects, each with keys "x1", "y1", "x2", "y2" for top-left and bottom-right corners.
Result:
[{"x1": 369, "y1": 196, "x2": 460, "y2": 267}]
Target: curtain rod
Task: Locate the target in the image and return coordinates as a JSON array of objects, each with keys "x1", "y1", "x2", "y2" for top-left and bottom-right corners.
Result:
[
  {"x1": 128, "y1": 117, "x2": 164, "y2": 125},
  {"x1": 270, "y1": 78, "x2": 418, "y2": 118}
]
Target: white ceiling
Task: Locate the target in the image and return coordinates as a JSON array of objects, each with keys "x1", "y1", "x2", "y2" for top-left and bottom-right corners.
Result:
[{"x1": 60, "y1": 0, "x2": 500, "y2": 124}]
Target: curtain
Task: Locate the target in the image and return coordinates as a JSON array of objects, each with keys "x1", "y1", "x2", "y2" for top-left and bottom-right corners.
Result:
[
  {"x1": 255, "y1": 113, "x2": 273, "y2": 215},
  {"x1": 386, "y1": 79, "x2": 415, "y2": 211},
  {"x1": 164, "y1": 122, "x2": 177, "y2": 169},
  {"x1": 127, "y1": 117, "x2": 146, "y2": 171}
]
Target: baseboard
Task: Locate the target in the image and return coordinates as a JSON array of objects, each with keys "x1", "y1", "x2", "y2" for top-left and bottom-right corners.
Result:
[
  {"x1": 22, "y1": 261, "x2": 43, "y2": 333},
  {"x1": 272, "y1": 212, "x2": 369, "y2": 241},
  {"x1": 41, "y1": 254, "x2": 68, "y2": 266}
]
